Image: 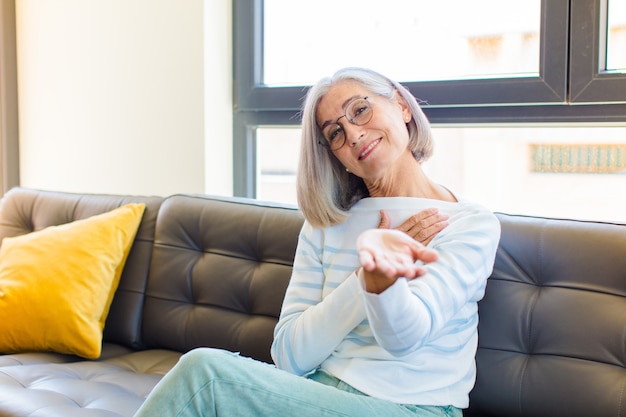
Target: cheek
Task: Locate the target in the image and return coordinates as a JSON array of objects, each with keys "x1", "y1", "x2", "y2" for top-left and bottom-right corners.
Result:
[
  {"x1": 387, "y1": 119, "x2": 411, "y2": 148},
  {"x1": 332, "y1": 149, "x2": 353, "y2": 168},
  {"x1": 378, "y1": 108, "x2": 409, "y2": 138}
]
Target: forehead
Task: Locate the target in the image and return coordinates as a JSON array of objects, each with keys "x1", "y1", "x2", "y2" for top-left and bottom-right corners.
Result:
[{"x1": 316, "y1": 80, "x2": 370, "y2": 124}]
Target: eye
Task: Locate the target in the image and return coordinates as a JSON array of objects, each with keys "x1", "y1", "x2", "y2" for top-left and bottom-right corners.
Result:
[
  {"x1": 348, "y1": 100, "x2": 371, "y2": 122},
  {"x1": 325, "y1": 124, "x2": 343, "y2": 142},
  {"x1": 354, "y1": 104, "x2": 368, "y2": 116}
]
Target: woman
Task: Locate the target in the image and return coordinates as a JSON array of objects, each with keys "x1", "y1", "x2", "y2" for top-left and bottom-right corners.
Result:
[{"x1": 134, "y1": 67, "x2": 500, "y2": 417}]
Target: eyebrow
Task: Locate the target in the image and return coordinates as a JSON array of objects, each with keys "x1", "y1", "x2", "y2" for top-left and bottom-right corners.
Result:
[{"x1": 319, "y1": 94, "x2": 362, "y2": 130}]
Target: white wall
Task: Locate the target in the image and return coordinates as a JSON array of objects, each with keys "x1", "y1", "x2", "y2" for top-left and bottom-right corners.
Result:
[
  {"x1": 203, "y1": 0, "x2": 232, "y2": 196},
  {"x1": 15, "y1": 0, "x2": 233, "y2": 197}
]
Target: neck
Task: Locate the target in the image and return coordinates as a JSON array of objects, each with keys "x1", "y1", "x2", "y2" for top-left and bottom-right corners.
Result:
[{"x1": 365, "y1": 157, "x2": 455, "y2": 202}]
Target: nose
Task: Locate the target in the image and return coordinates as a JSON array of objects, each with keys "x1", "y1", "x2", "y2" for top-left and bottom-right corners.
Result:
[{"x1": 343, "y1": 123, "x2": 365, "y2": 146}]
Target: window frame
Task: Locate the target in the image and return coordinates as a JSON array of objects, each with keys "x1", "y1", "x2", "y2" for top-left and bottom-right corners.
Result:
[
  {"x1": 235, "y1": 0, "x2": 571, "y2": 110},
  {"x1": 233, "y1": 0, "x2": 626, "y2": 197},
  {"x1": 569, "y1": 0, "x2": 626, "y2": 102}
]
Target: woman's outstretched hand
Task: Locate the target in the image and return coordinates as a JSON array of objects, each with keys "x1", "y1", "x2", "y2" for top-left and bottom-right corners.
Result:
[{"x1": 357, "y1": 229, "x2": 439, "y2": 294}]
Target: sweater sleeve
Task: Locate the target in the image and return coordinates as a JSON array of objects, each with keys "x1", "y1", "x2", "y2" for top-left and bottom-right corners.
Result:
[
  {"x1": 360, "y1": 206, "x2": 501, "y2": 356},
  {"x1": 271, "y1": 222, "x2": 366, "y2": 375}
]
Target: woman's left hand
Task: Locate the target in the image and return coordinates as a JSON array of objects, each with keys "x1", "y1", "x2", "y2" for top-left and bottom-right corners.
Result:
[
  {"x1": 357, "y1": 229, "x2": 438, "y2": 294},
  {"x1": 378, "y1": 209, "x2": 448, "y2": 246}
]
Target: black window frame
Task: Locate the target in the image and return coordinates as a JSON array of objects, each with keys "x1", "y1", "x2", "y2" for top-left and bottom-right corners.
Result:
[
  {"x1": 570, "y1": 0, "x2": 626, "y2": 102},
  {"x1": 233, "y1": 0, "x2": 626, "y2": 198}
]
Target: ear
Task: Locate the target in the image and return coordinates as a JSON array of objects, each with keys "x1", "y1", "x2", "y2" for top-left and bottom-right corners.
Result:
[{"x1": 394, "y1": 92, "x2": 412, "y2": 123}]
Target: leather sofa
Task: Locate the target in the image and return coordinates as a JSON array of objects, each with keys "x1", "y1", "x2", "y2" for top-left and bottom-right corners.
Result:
[{"x1": 0, "y1": 187, "x2": 624, "y2": 417}]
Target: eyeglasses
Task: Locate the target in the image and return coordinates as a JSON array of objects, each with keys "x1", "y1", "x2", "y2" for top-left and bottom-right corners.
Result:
[{"x1": 319, "y1": 96, "x2": 374, "y2": 151}]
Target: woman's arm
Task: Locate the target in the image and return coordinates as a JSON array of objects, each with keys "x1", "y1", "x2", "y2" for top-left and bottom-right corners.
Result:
[
  {"x1": 359, "y1": 207, "x2": 501, "y2": 356},
  {"x1": 271, "y1": 223, "x2": 366, "y2": 375}
]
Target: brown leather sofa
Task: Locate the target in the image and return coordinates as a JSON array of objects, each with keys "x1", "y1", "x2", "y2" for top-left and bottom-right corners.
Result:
[{"x1": 0, "y1": 187, "x2": 624, "y2": 417}]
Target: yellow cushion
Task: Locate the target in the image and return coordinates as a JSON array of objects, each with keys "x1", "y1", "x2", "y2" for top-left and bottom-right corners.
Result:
[{"x1": 0, "y1": 203, "x2": 145, "y2": 359}]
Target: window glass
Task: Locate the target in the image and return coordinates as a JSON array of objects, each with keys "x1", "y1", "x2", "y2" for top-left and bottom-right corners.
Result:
[
  {"x1": 257, "y1": 128, "x2": 300, "y2": 204},
  {"x1": 263, "y1": 0, "x2": 541, "y2": 86},
  {"x1": 607, "y1": 0, "x2": 626, "y2": 71},
  {"x1": 257, "y1": 125, "x2": 626, "y2": 222}
]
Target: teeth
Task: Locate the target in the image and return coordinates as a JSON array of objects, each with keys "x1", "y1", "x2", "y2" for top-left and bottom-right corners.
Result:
[{"x1": 359, "y1": 139, "x2": 380, "y2": 159}]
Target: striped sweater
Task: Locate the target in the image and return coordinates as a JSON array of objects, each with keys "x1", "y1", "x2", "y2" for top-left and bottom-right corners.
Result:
[{"x1": 271, "y1": 196, "x2": 500, "y2": 408}]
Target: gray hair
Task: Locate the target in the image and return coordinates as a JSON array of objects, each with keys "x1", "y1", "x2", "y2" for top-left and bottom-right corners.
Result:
[{"x1": 297, "y1": 67, "x2": 434, "y2": 228}]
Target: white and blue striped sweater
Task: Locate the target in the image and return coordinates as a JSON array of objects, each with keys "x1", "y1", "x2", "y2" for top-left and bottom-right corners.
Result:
[{"x1": 271, "y1": 197, "x2": 500, "y2": 408}]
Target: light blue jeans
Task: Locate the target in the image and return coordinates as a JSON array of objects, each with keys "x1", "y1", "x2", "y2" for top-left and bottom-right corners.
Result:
[{"x1": 134, "y1": 348, "x2": 463, "y2": 417}]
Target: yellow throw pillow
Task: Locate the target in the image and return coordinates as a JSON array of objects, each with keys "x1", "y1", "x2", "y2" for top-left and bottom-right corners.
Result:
[{"x1": 0, "y1": 203, "x2": 145, "y2": 359}]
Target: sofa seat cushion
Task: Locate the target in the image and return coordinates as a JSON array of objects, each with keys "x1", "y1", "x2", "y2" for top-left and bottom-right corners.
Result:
[{"x1": 0, "y1": 349, "x2": 181, "y2": 417}]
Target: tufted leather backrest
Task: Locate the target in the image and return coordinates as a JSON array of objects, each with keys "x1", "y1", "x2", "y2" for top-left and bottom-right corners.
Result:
[
  {"x1": 0, "y1": 187, "x2": 164, "y2": 349},
  {"x1": 141, "y1": 194, "x2": 304, "y2": 363},
  {"x1": 465, "y1": 213, "x2": 626, "y2": 417}
]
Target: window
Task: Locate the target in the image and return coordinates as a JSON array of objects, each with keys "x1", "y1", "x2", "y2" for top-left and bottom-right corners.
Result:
[
  {"x1": 569, "y1": 0, "x2": 626, "y2": 102},
  {"x1": 607, "y1": 0, "x2": 626, "y2": 71},
  {"x1": 235, "y1": 0, "x2": 573, "y2": 110},
  {"x1": 257, "y1": 127, "x2": 299, "y2": 204},
  {"x1": 256, "y1": 124, "x2": 626, "y2": 222},
  {"x1": 263, "y1": 1, "x2": 541, "y2": 85},
  {"x1": 234, "y1": 0, "x2": 626, "y2": 222}
]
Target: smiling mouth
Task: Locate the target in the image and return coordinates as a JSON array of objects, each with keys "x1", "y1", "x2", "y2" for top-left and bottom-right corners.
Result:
[{"x1": 358, "y1": 138, "x2": 381, "y2": 160}]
